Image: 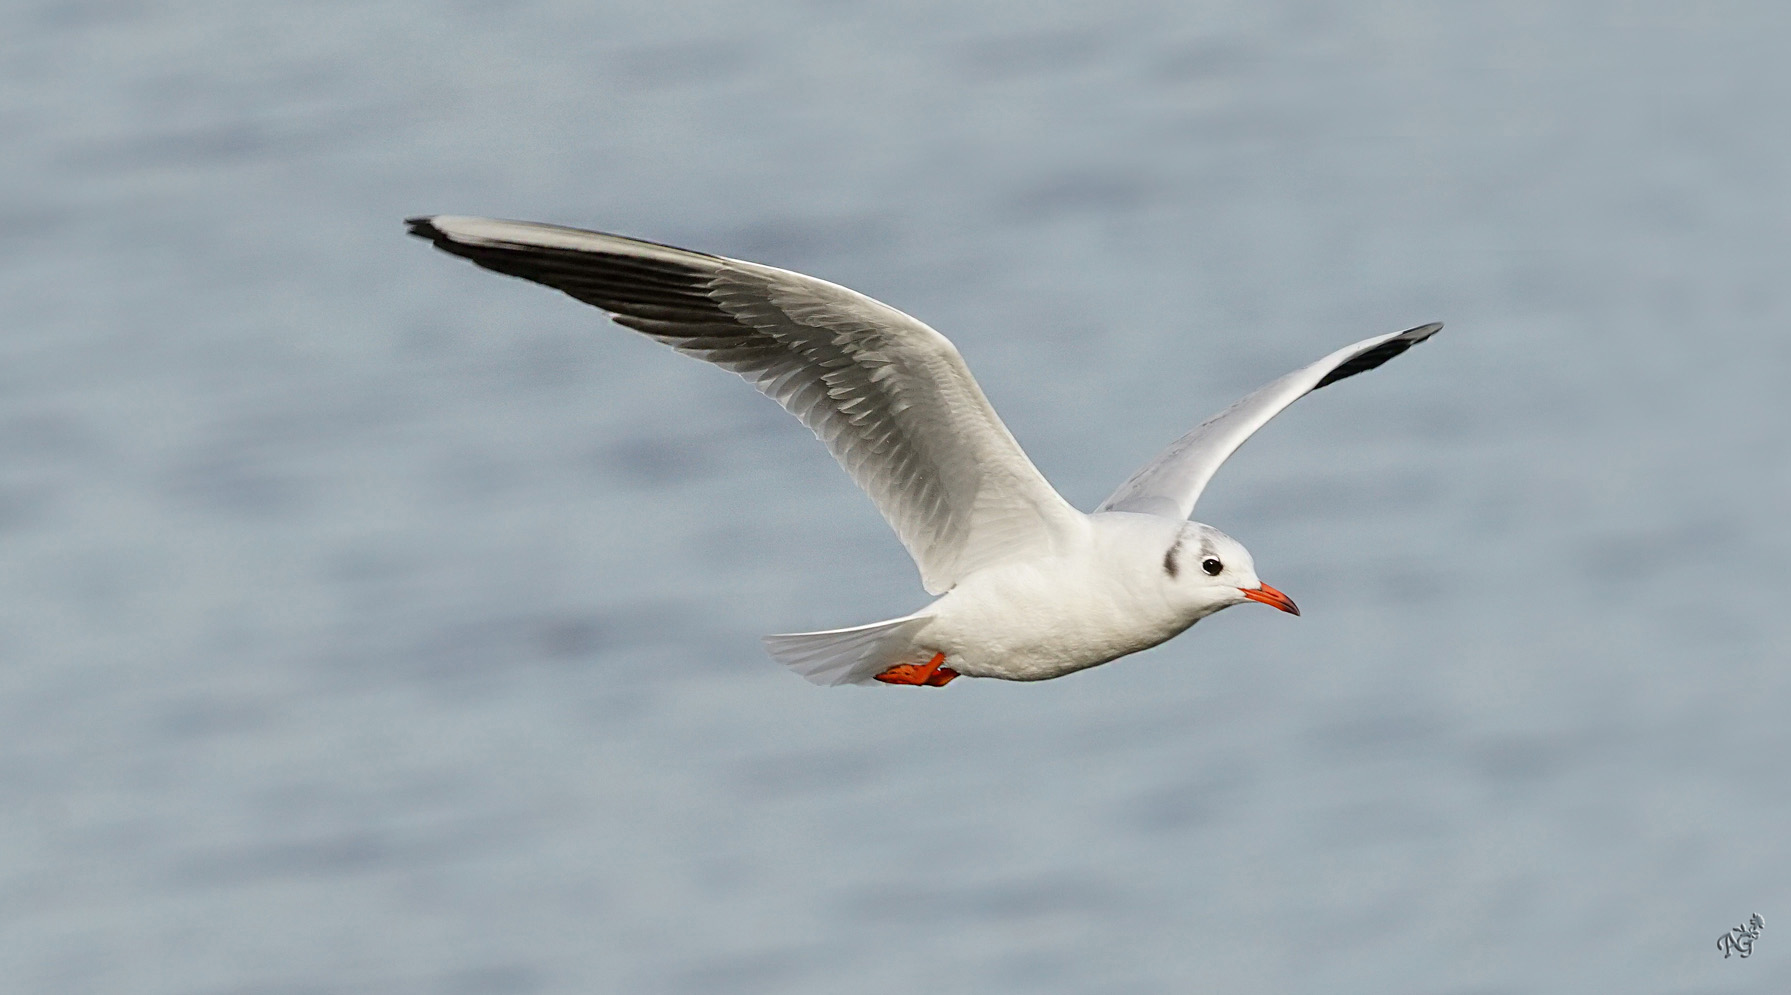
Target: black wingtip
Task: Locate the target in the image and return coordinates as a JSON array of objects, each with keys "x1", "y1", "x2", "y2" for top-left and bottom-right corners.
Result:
[
  {"x1": 1312, "y1": 321, "x2": 1443, "y2": 391},
  {"x1": 405, "y1": 216, "x2": 443, "y2": 240}
]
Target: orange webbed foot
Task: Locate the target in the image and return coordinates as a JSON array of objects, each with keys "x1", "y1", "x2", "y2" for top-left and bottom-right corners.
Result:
[
  {"x1": 872, "y1": 664, "x2": 929, "y2": 685},
  {"x1": 875, "y1": 652, "x2": 954, "y2": 687}
]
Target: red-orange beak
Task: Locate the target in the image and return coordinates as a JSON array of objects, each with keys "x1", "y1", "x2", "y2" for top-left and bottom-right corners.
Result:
[{"x1": 1241, "y1": 582, "x2": 1300, "y2": 616}]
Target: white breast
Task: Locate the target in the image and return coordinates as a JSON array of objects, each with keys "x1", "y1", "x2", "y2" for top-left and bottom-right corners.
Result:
[{"x1": 918, "y1": 513, "x2": 1198, "y2": 681}]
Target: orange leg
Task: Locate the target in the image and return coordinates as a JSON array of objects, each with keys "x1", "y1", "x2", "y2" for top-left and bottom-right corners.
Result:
[{"x1": 875, "y1": 652, "x2": 959, "y2": 687}]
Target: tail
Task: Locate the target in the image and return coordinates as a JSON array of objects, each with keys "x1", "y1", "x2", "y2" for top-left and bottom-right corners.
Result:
[{"x1": 762, "y1": 613, "x2": 936, "y2": 686}]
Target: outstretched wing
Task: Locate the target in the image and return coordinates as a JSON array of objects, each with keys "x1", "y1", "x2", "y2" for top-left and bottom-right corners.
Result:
[
  {"x1": 1097, "y1": 323, "x2": 1442, "y2": 520},
  {"x1": 408, "y1": 216, "x2": 1084, "y2": 594}
]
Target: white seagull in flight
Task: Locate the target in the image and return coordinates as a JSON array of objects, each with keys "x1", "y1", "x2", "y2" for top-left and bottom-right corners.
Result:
[{"x1": 408, "y1": 216, "x2": 1439, "y2": 688}]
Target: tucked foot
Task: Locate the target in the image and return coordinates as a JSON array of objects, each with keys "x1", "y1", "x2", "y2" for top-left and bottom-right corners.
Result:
[{"x1": 875, "y1": 652, "x2": 955, "y2": 687}]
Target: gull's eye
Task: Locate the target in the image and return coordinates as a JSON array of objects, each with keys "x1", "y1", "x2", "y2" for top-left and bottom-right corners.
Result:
[{"x1": 1201, "y1": 557, "x2": 1223, "y2": 576}]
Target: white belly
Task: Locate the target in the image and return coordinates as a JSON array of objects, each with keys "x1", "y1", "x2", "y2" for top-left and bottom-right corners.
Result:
[{"x1": 918, "y1": 545, "x2": 1198, "y2": 681}]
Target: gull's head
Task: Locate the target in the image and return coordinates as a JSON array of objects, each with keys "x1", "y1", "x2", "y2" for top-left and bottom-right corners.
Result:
[{"x1": 1166, "y1": 523, "x2": 1300, "y2": 619}]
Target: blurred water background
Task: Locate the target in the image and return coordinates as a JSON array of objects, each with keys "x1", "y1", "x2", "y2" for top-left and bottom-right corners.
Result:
[{"x1": 5, "y1": 1, "x2": 1791, "y2": 992}]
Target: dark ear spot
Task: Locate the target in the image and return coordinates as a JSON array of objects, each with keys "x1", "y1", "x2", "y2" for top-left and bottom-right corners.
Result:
[{"x1": 1163, "y1": 545, "x2": 1179, "y2": 579}]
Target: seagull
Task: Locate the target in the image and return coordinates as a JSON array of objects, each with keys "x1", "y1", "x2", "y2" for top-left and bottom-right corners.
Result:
[{"x1": 407, "y1": 216, "x2": 1439, "y2": 687}]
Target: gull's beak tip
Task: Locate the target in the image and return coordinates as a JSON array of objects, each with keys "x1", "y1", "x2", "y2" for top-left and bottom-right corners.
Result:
[{"x1": 1241, "y1": 582, "x2": 1300, "y2": 616}]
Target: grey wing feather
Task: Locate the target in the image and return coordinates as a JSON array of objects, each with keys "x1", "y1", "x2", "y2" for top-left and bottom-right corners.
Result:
[
  {"x1": 1098, "y1": 323, "x2": 1441, "y2": 520},
  {"x1": 408, "y1": 216, "x2": 1083, "y2": 594}
]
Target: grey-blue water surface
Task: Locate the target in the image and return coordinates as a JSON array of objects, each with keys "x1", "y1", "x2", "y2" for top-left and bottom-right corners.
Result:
[{"x1": 6, "y1": 1, "x2": 1790, "y2": 992}]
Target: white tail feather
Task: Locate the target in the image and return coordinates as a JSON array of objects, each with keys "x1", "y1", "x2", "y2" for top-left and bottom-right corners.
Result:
[{"x1": 762, "y1": 614, "x2": 937, "y2": 686}]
